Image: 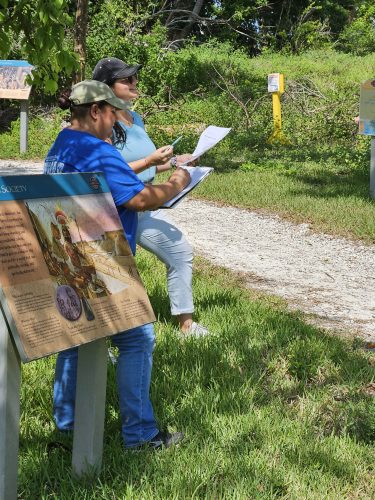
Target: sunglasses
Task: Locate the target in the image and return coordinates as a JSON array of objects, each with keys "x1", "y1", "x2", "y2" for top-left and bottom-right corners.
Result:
[{"x1": 116, "y1": 74, "x2": 138, "y2": 85}]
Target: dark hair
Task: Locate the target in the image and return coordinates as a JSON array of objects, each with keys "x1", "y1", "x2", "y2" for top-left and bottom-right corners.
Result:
[
  {"x1": 58, "y1": 88, "x2": 72, "y2": 110},
  {"x1": 105, "y1": 81, "x2": 127, "y2": 146},
  {"x1": 112, "y1": 122, "x2": 126, "y2": 146}
]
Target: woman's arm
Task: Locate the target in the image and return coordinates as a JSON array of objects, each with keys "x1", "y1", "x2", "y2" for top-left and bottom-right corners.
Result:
[
  {"x1": 128, "y1": 145, "x2": 174, "y2": 173},
  {"x1": 123, "y1": 167, "x2": 191, "y2": 211}
]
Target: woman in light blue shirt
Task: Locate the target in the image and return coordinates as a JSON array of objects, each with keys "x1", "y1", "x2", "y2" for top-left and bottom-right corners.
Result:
[{"x1": 93, "y1": 57, "x2": 209, "y2": 337}]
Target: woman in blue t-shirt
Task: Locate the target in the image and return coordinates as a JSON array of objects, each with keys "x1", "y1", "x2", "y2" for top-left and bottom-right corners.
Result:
[
  {"x1": 45, "y1": 79, "x2": 190, "y2": 449},
  {"x1": 93, "y1": 57, "x2": 209, "y2": 337}
]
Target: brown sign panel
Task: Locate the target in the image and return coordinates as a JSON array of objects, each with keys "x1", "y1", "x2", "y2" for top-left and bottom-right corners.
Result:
[
  {"x1": 0, "y1": 173, "x2": 155, "y2": 362},
  {"x1": 0, "y1": 63, "x2": 33, "y2": 100}
]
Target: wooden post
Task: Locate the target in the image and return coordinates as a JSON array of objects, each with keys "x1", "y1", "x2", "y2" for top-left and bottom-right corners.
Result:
[
  {"x1": 20, "y1": 100, "x2": 28, "y2": 154},
  {"x1": 371, "y1": 137, "x2": 375, "y2": 199},
  {"x1": 72, "y1": 338, "x2": 107, "y2": 476},
  {"x1": 0, "y1": 313, "x2": 21, "y2": 500}
]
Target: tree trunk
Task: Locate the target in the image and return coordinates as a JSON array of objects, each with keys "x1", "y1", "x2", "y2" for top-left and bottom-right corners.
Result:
[
  {"x1": 178, "y1": 0, "x2": 204, "y2": 40},
  {"x1": 73, "y1": 0, "x2": 89, "y2": 84}
]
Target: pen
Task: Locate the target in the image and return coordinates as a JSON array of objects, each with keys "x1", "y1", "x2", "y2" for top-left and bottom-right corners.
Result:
[{"x1": 170, "y1": 135, "x2": 183, "y2": 147}]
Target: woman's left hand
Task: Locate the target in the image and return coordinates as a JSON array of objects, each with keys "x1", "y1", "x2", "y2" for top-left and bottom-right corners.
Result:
[
  {"x1": 176, "y1": 154, "x2": 197, "y2": 166},
  {"x1": 147, "y1": 145, "x2": 174, "y2": 166}
]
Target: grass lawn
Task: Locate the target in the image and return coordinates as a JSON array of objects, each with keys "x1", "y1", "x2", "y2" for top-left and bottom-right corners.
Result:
[
  {"x1": 188, "y1": 141, "x2": 375, "y2": 243},
  {"x1": 19, "y1": 251, "x2": 375, "y2": 499}
]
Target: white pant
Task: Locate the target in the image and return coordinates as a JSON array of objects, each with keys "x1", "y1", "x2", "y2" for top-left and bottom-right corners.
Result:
[{"x1": 136, "y1": 210, "x2": 194, "y2": 315}]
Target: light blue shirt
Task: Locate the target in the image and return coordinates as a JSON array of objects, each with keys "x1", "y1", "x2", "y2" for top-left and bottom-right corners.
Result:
[{"x1": 116, "y1": 111, "x2": 156, "y2": 183}]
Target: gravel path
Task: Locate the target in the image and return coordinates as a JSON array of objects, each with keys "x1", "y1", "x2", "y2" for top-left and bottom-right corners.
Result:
[{"x1": 1, "y1": 160, "x2": 374, "y2": 341}]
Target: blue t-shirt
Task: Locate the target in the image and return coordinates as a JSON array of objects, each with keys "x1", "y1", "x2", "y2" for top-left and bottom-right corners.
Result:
[
  {"x1": 116, "y1": 111, "x2": 156, "y2": 183},
  {"x1": 44, "y1": 128, "x2": 144, "y2": 254}
]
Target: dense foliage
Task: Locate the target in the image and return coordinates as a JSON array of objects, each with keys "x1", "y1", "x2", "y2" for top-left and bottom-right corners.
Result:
[
  {"x1": 1, "y1": 48, "x2": 374, "y2": 154},
  {"x1": 1, "y1": 0, "x2": 375, "y2": 91},
  {"x1": 0, "y1": 0, "x2": 78, "y2": 92},
  {"x1": 85, "y1": 0, "x2": 375, "y2": 56}
]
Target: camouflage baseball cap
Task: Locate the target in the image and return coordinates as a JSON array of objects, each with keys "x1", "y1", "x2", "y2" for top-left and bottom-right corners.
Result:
[{"x1": 69, "y1": 80, "x2": 127, "y2": 109}]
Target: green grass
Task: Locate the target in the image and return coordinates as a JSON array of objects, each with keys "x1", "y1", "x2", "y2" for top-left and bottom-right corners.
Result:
[
  {"x1": 19, "y1": 251, "x2": 375, "y2": 498},
  {"x1": 184, "y1": 139, "x2": 375, "y2": 243},
  {"x1": 2, "y1": 121, "x2": 374, "y2": 242}
]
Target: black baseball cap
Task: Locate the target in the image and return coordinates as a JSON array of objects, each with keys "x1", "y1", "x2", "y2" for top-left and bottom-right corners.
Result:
[{"x1": 92, "y1": 57, "x2": 142, "y2": 85}]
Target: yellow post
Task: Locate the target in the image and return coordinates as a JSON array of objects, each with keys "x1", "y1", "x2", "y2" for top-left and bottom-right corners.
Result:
[
  {"x1": 272, "y1": 91, "x2": 282, "y2": 133},
  {"x1": 267, "y1": 73, "x2": 291, "y2": 145}
]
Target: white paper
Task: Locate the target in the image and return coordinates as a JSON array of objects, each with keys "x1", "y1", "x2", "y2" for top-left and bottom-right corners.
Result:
[
  {"x1": 268, "y1": 73, "x2": 280, "y2": 92},
  {"x1": 182, "y1": 126, "x2": 231, "y2": 164},
  {"x1": 160, "y1": 166, "x2": 213, "y2": 209}
]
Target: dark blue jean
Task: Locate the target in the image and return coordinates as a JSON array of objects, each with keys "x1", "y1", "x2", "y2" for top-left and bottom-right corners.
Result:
[{"x1": 53, "y1": 323, "x2": 159, "y2": 448}]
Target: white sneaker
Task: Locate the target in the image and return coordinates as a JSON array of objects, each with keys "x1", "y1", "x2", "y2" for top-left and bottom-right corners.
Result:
[{"x1": 181, "y1": 322, "x2": 210, "y2": 338}]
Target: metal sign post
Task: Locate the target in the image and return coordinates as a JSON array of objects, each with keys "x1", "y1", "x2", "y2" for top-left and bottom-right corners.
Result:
[
  {"x1": 72, "y1": 339, "x2": 108, "y2": 476},
  {"x1": 20, "y1": 100, "x2": 29, "y2": 154},
  {"x1": 371, "y1": 137, "x2": 375, "y2": 199}
]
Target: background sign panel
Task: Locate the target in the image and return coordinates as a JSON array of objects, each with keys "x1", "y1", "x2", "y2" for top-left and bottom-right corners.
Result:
[
  {"x1": 0, "y1": 60, "x2": 33, "y2": 100},
  {"x1": 359, "y1": 78, "x2": 375, "y2": 135},
  {"x1": 268, "y1": 73, "x2": 281, "y2": 93}
]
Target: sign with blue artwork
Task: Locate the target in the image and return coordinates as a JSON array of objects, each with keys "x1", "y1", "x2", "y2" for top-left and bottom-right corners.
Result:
[
  {"x1": 0, "y1": 173, "x2": 155, "y2": 362},
  {"x1": 0, "y1": 60, "x2": 33, "y2": 99}
]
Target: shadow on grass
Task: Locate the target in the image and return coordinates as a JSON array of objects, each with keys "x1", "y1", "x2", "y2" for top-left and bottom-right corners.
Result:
[
  {"x1": 287, "y1": 169, "x2": 371, "y2": 201},
  {"x1": 144, "y1": 283, "x2": 374, "y2": 445},
  {"x1": 19, "y1": 272, "x2": 375, "y2": 497},
  {"x1": 220, "y1": 143, "x2": 372, "y2": 204}
]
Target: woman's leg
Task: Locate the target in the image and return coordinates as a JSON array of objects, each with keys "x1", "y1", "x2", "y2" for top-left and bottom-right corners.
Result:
[
  {"x1": 111, "y1": 323, "x2": 159, "y2": 447},
  {"x1": 136, "y1": 211, "x2": 194, "y2": 330},
  {"x1": 53, "y1": 347, "x2": 78, "y2": 431},
  {"x1": 53, "y1": 325, "x2": 159, "y2": 447}
]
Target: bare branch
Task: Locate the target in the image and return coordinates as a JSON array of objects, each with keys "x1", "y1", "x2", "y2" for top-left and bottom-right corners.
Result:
[{"x1": 211, "y1": 64, "x2": 253, "y2": 129}]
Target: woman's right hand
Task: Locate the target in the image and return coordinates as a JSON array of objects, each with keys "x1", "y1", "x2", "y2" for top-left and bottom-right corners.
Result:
[
  {"x1": 146, "y1": 145, "x2": 174, "y2": 166},
  {"x1": 169, "y1": 167, "x2": 191, "y2": 189}
]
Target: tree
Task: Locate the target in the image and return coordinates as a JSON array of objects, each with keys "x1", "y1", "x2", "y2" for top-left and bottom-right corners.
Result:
[
  {"x1": 0, "y1": 0, "x2": 78, "y2": 92},
  {"x1": 73, "y1": 0, "x2": 89, "y2": 83},
  {"x1": 338, "y1": 2, "x2": 375, "y2": 55}
]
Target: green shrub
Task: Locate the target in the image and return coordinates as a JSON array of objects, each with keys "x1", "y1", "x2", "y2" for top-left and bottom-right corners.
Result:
[
  {"x1": 141, "y1": 46, "x2": 375, "y2": 151},
  {"x1": 2, "y1": 46, "x2": 375, "y2": 163},
  {"x1": 0, "y1": 108, "x2": 66, "y2": 159},
  {"x1": 338, "y1": 5, "x2": 375, "y2": 56}
]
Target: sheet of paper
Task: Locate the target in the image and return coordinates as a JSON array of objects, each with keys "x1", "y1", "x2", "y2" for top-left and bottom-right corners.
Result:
[
  {"x1": 190, "y1": 126, "x2": 231, "y2": 160},
  {"x1": 160, "y1": 166, "x2": 213, "y2": 209}
]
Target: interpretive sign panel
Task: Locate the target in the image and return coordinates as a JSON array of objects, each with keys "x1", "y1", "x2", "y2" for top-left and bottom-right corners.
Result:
[
  {"x1": 0, "y1": 173, "x2": 155, "y2": 362},
  {"x1": 0, "y1": 60, "x2": 33, "y2": 100},
  {"x1": 359, "y1": 78, "x2": 375, "y2": 136}
]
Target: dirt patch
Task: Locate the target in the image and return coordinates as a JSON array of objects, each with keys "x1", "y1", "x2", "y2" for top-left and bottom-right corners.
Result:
[{"x1": 167, "y1": 199, "x2": 375, "y2": 342}]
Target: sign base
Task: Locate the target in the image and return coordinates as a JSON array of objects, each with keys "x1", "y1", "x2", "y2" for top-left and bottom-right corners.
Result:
[
  {"x1": 267, "y1": 130, "x2": 292, "y2": 146},
  {"x1": 0, "y1": 312, "x2": 21, "y2": 500}
]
